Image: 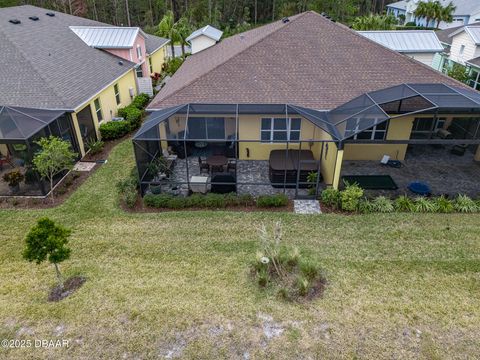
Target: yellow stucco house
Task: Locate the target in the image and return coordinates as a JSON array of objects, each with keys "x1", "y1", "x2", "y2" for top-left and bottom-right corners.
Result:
[
  {"x1": 133, "y1": 11, "x2": 480, "y2": 199},
  {"x1": 0, "y1": 5, "x2": 169, "y2": 164}
]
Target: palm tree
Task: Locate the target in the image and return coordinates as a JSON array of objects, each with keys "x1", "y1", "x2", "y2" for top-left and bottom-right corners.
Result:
[
  {"x1": 414, "y1": 1, "x2": 435, "y2": 28},
  {"x1": 157, "y1": 11, "x2": 179, "y2": 58},
  {"x1": 438, "y1": 1, "x2": 456, "y2": 28},
  {"x1": 175, "y1": 17, "x2": 192, "y2": 57}
]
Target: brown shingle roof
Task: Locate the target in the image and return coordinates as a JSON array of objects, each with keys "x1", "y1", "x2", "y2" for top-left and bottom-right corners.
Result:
[{"x1": 149, "y1": 11, "x2": 468, "y2": 110}]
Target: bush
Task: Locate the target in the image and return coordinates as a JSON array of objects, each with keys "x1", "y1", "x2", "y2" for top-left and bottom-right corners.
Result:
[
  {"x1": 394, "y1": 195, "x2": 414, "y2": 212},
  {"x1": 357, "y1": 198, "x2": 373, "y2": 214},
  {"x1": 434, "y1": 196, "x2": 454, "y2": 213},
  {"x1": 99, "y1": 120, "x2": 130, "y2": 140},
  {"x1": 320, "y1": 188, "x2": 341, "y2": 208},
  {"x1": 412, "y1": 197, "x2": 437, "y2": 213},
  {"x1": 85, "y1": 139, "x2": 104, "y2": 155},
  {"x1": 144, "y1": 193, "x2": 172, "y2": 208},
  {"x1": 453, "y1": 195, "x2": 478, "y2": 213},
  {"x1": 340, "y1": 182, "x2": 364, "y2": 212},
  {"x1": 162, "y1": 56, "x2": 185, "y2": 76},
  {"x1": 256, "y1": 194, "x2": 289, "y2": 208},
  {"x1": 203, "y1": 193, "x2": 226, "y2": 208},
  {"x1": 130, "y1": 93, "x2": 150, "y2": 109},
  {"x1": 116, "y1": 167, "x2": 139, "y2": 208},
  {"x1": 370, "y1": 196, "x2": 394, "y2": 213},
  {"x1": 118, "y1": 106, "x2": 143, "y2": 130}
]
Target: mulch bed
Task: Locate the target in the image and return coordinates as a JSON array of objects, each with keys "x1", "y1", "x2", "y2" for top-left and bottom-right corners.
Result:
[
  {"x1": 0, "y1": 136, "x2": 129, "y2": 210},
  {"x1": 48, "y1": 276, "x2": 86, "y2": 302}
]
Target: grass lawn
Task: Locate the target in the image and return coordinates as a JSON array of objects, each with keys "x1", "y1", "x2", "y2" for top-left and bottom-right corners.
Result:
[{"x1": 0, "y1": 139, "x2": 479, "y2": 359}]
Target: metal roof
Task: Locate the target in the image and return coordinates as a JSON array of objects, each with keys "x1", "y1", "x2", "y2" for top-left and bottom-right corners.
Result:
[
  {"x1": 0, "y1": 106, "x2": 65, "y2": 141},
  {"x1": 70, "y1": 26, "x2": 141, "y2": 49},
  {"x1": 387, "y1": 0, "x2": 480, "y2": 16},
  {"x1": 186, "y1": 25, "x2": 223, "y2": 43},
  {"x1": 358, "y1": 31, "x2": 444, "y2": 53},
  {"x1": 386, "y1": 1, "x2": 407, "y2": 10}
]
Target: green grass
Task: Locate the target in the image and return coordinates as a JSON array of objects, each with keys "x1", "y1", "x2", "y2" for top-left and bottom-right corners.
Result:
[{"x1": 0, "y1": 140, "x2": 479, "y2": 359}]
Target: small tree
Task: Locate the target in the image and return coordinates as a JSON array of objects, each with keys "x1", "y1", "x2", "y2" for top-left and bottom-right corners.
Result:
[
  {"x1": 447, "y1": 63, "x2": 469, "y2": 83},
  {"x1": 33, "y1": 136, "x2": 77, "y2": 202},
  {"x1": 157, "y1": 11, "x2": 180, "y2": 58},
  {"x1": 23, "y1": 218, "x2": 72, "y2": 290}
]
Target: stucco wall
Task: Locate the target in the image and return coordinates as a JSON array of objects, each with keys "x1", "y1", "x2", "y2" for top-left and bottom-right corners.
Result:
[
  {"x1": 149, "y1": 46, "x2": 167, "y2": 74},
  {"x1": 72, "y1": 69, "x2": 137, "y2": 155},
  {"x1": 106, "y1": 34, "x2": 149, "y2": 76}
]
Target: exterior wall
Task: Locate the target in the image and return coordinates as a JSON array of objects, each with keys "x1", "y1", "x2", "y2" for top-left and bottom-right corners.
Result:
[
  {"x1": 148, "y1": 46, "x2": 167, "y2": 74},
  {"x1": 190, "y1": 35, "x2": 217, "y2": 54},
  {"x1": 431, "y1": 52, "x2": 446, "y2": 71},
  {"x1": 311, "y1": 128, "x2": 338, "y2": 186},
  {"x1": 72, "y1": 69, "x2": 137, "y2": 155},
  {"x1": 0, "y1": 144, "x2": 8, "y2": 156},
  {"x1": 470, "y1": 11, "x2": 480, "y2": 24},
  {"x1": 106, "y1": 34, "x2": 149, "y2": 76},
  {"x1": 237, "y1": 115, "x2": 319, "y2": 161},
  {"x1": 450, "y1": 31, "x2": 478, "y2": 64},
  {"x1": 407, "y1": 52, "x2": 436, "y2": 67},
  {"x1": 343, "y1": 116, "x2": 414, "y2": 161}
]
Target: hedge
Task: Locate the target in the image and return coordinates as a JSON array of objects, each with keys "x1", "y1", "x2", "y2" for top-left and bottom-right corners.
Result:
[{"x1": 99, "y1": 120, "x2": 130, "y2": 140}]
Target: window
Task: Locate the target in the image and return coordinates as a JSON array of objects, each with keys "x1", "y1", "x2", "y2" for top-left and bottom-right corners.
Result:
[
  {"x1": 149, "y1": 57, "x2": 153, "y2": 74},
  {"x1": 345, "y1": 118, "x2": 388, "y2": 140},
  {"x1": 114, "y1": 84, "x2": 121, "y2": 105},
  {"x1": 412, "y1": 117, "x2": 446, "y2": 133},
  {"x1": 460, "y1": 45, "x2": 465, "y2": 55},
  {"x1": 94, "y1": 98, "x2": 103, "y2": 122},
  {"x1": 260, "y1": 118, "x2": 301, "y2": 142},
  {"x1": 135, "y1": 66, "x2": 143, "y2": 78},
  {"x1": 136, "y1": 45, "x2": 142, "y2": 58}
]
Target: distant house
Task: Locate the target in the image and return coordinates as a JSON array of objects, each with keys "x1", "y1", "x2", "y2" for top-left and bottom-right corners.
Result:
[
  {"x1": 387, "y1": 0, "x2": 480, "y2": 29},
  {"x1": 358, "y1": 30, "x2": 444, "y2": 67},
  {"x1": 0, "y1": 5, "x2": 168, "y2": 157},
  {"x1": 186, "y1": 25, "x2": 223, "y2": 54},
  {"x1": 437, "y1": 24, "x2": 480, "y2": 89}
]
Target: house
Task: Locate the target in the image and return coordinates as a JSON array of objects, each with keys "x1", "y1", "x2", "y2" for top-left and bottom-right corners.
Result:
[
  {"x1": 437, "y1": 24, "x2": 480, "y2": 89},
  {"x1": 186, "y1": 25, "x2": 223, "y2": 54},
  {"x1": 0, "y1": 5, "x2": 168, "y2": 196},
  {"x1": 357, "y1": 30, "x2": 444, "y2": 67},
  {"x1": 134, "y1": 11, "x2": 480, "y2": 199},
  {"x1": 387, "y1": 0, "x2": 480, "y2": 29}
]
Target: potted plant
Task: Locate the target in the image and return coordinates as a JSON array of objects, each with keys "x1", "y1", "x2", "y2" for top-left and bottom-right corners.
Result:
[{"x1": 3, "y1": 170, "x2": 25, "y2": 194}]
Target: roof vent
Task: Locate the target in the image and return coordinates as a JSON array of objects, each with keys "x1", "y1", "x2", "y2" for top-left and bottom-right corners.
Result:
[
  {"x1": 282, "y1": 17, "x2": 290, "y2": 23},
  {"x1": 9, "y1": 19, "x2": 21, "y2": 24},
  {"x1": 46, "y1": 12, "x2": 55, "y2": 17},
  {"x1": 118, "y1": 60, "x2": 124, "y2": 66},
  {"x1": 29, "y1": 16, "x2": 39, "y2": 21}
]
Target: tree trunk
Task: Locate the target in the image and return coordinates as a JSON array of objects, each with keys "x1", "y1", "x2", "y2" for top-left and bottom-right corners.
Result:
[
  {"x1": 54, "y1": 263, "x2": 64, "y2": 290},
  {"x1": 254, "y1": 0, "x2": 257, "y2": 25},
  {"x1": 125, "y1": 0, "x2": 131, "y2": 26},
  {"x1": 170, "y1": 42, "x2": 175, "y2": 58},
  {"x1": 272, "y1": 0, "x2": 275, "y2": 21},
  {"x1": 49, "y1": 174, "x2": 55, "y2": 204},
  {"x1": 181, "y1": 43, "x2": 185, "y2": 57}
]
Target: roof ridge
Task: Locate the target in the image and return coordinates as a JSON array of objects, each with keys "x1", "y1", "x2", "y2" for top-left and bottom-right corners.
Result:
[
  {"x1": 157, "y1": 11, "x2": 311, "y2": 107},
  {"x1": 0, "y1": 26, "x2": 68, "y2": 108}
]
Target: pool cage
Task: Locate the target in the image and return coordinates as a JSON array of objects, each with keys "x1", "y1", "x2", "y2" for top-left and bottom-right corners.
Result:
[
  {"x1": 133, "y1": 103, "x2": 340, "y2": 198},
  {"x1": 133, "y1": 84, "x2": 480, "y2": 198},
  {"x1": 0, "y1": 106, "x2": 80, "y2": 196}
]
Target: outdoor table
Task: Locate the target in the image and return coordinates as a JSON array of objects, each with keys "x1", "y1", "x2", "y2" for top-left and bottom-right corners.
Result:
[{"x1": 206, "y1": 155, "x2": 227, "y2": 172}]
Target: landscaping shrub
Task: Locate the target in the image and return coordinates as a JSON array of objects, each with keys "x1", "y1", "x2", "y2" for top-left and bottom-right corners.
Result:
[
  {"x1": 256, "y1": 194, "x2": 289, "y2": 208},
  {"x1": 144, "y1": 193, "x2": 172, "y2": 208},
  {"x1": 119, "y1": 106, "x2": 143, "y2": 130},
  {"x1": 99, "y1": 120, "x2": 130, "y2": 140},
  {"x1": 370, "y1": 196, "x2": 394, "y2": 213},
  {"x1": 143, "y1": 193, "x2": 256, "y2": 209},
  {"x1": 434, "y1": 196, "x2": 454, "y2": 213},
  {"x1": 394, "y1": 195, "x2": 414, "y2": 212},
  {"x1": 412, "y1": 197, "x2": 437, "y2": 213},
  {"x1": 116, "y1": 167, "x2": 139, "y2": 208},
  {"x1": 453, "y1": 195, "x2": 478, "y2": 213},
  {"x1": 340, "y1": 182, "x2": 364, "y2": 212},
  {"x1": 320, "y1": 187, "x2": 341, "y2": 208},
  {"x1": 357, "y1": 198, "x2": 373, "y2": 214},
  {"x1": 86, "y1": 139, "x2": 104, "y2": 155},
  {"x1": 203, "y1": 193, "x2": 226, "y2": 208},
  {"x1": 130, "y1": 93, "x2": 150, "y2": 109}
]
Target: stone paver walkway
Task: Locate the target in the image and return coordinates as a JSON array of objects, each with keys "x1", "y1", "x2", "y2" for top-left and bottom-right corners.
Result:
[{"x1": 294, "y1": 200, "x2": 321, "y2": 214}]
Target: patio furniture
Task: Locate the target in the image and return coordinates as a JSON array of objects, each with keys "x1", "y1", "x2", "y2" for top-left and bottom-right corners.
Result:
[
  {"x1": 269, "y1": 150, "x2": 318, "y2": 188},
  {"x1": 207, "y1": 155, "x2": 227, "y2": 173},
  {"x1": 211, "y1": 174, "x2": 236, "y2": 194},
  {"x1": 0, "y1": 153, "x2": 15, "y2": 170},
  {"x1": 198, "y1": 156, "x2": 210, "y2": 174},
  {"x1": 451, "y1": 144, "x2": 468, "y2": 156},
  {"x1": 190, "y1": 175, "x2": 209, "y2": 194},
  {"x1": 227, "y1": 159, "x2": 236, "y2": 172},
  {"x1": 342, "y1": 175, "x2": 398, "y2": 190},
  {"x1": 194, "y1": 141, "x2": 208, "y2": 149},
  {"x1": 408, "y1": 181, "x2": 431, "y2": 196}
]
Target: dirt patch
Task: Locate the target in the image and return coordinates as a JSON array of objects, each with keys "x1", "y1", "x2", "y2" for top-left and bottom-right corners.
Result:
[{"x1": 48, "y1": 276, "x2": 86, "y2": 302}]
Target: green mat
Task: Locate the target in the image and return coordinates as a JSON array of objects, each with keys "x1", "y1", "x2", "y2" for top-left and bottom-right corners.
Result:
[{"x1": 342, "y1": 175, "x2": 398, "y2": 190}]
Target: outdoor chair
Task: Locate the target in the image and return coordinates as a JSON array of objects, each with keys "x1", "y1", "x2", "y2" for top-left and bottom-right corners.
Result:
[
  {"x1": 211, "y1": 174, "x2": 236, "y2": 194},
  {"x1": 227, "y1": 159, "x2": 236, "y2": 172},
  {"x1": 0, "y1": 153, "x2": 15, "y2": 170},
  {"x1": 198, "y1": 156, "x2": 210, "y2": 174}
]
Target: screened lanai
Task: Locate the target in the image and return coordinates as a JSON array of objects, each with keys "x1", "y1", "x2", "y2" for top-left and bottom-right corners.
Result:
[
  {"x1": 133, "y1": 83, "x2": 480, "y2": 198},
  {"x1": 0, "y1": 106, "x2": 79, "y2": 196}
]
